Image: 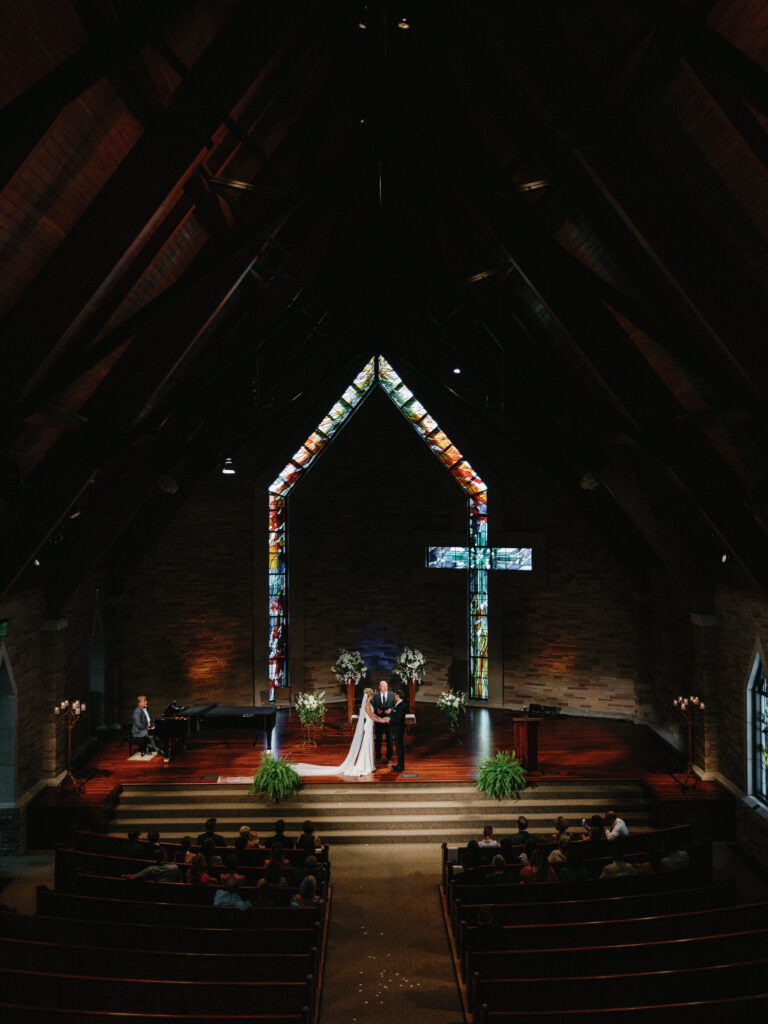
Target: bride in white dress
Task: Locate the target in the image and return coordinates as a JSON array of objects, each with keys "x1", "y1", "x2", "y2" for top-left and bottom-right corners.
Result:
[{"x1": 293, "y1": 687, "x2": 377, "y2": 777}]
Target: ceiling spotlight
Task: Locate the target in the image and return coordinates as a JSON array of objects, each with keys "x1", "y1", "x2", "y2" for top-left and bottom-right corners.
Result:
[
  {"x1": 33, "y1": 558, "x2": 41, "y2": 567},
  {"x1": 721, "y1": 552, "x2": 729, "y2": 563},
  {"x1": 453, "y1": 367, "x2": 461, "y2": 375},
  {"x1": 397, "y1": 16, "x2": 410, "y2": 29},
  {"x1": 358, "y1": 20, "x2": 367, "y2": 29},
  {"x1": 222, "y1": 458, "x2": 236, "y2": 476}
]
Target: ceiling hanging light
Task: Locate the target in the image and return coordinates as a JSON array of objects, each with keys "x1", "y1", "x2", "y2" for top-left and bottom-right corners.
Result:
[
  {"x1": 222, "y1": 458, "x2": 236, "y2": 476},
  {"x1": 397, "y1": 15, "x2": 410, "y2": 29}
]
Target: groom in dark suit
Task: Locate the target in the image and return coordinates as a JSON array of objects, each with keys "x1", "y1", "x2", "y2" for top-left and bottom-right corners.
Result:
[
  {"x1": 384, "y1": 689, "x2": 407, "y2": 772},
  {"x1": 372, "y1": 679, "x2": 395, "y2": 764}
]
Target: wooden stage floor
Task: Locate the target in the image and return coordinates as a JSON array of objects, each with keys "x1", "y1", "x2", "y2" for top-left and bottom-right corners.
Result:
[{"x1": 78, "y1": 703, "x2": 695, "y2": 790}]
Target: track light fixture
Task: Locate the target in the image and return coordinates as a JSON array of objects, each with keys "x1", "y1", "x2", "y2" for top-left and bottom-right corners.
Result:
[{"x1": 222, "y1": 458, "x2": 236, "y2": 476}]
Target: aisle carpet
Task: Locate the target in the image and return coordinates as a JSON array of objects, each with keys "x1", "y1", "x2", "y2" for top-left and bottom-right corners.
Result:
[{"x1": 320, "y1": 843, "x2": 464, "y2": 1024}]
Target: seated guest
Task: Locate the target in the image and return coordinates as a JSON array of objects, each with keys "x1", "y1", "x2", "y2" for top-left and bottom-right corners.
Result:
[
  {"x1": 599, "y1": 838, "x2": 634, "y2": 878},
  {"x1": 196, "y1": 817, "x2": 226, "y2": 847},
  {"x1": 547, "y1": 835, "x2": 570, "y2": 873},
  {"x1": 187, "y1": 852, "x2": 216, "y2": 885},
  {"x1": 200, "y1": 836, "x2": 224, "y2": 867},
  {"x1": 264, "y1": 818, "x2": 293, "y2": 849},
  {"x1": 517, "y1": 840, "x2": 537, "y2": 868},
  {"x1": 290, "y1": 874, "x2": 322, "y2": 907},
  {"x1": 659, "y1": 844, "x2": 690, "y2": 872},
  {"x1": 264, "y1": 841, "x2": 290, "y2": 886},
  {"x1": 121, "y1": 830, "x2": 144, "y2": 859},
  {"x1": 124, "y1": 847, "x2": 182, "y2": 882},
  {"x1": 214, "y1": 875, "x2": 251, "y2": 911},
  {"x1": 146, "y1": 830, "x2": 163, "y2": 855},
  {"x1": 513, "y1": 815, "x2": 534, "y2": 845},
  {"x1": 519, "y1": 846, "x2": 555, "y2": 884},
  {"x1": 604, "y1": 809, "x2": 629, "y2": 841},
  {"x1": 581, "y1": 815, "x2": 606, "y2": 847},
  {"x1": 550, "y1": 816, "x2": 570, "y2": 841},
  {"x1": 296, "y1": 819, "x2": 322, "y2": 854},
  {"x1": 220, "y1": 854, "x2": 245, "y2": 887},
  {"x1": 234, "y1": 825, "x2": 260, "y2": 852},
  {"x1": 300, "y1": 854, "x2": 327, "y2": 888},
  {"x1": 558, "y1": 844, "x2": 588, "y2": 883},
  {"x1": 479, "y1": 825, "x2": 499, "y2": 848},
  {"x1": 486, "y1": 853, "x2": 515, "y2": 884},
  {"x1": 174, "y1": 836, "x2": 194, "y2": 866},
  {"x1": 453, "y1": 839, "x2": 482, "y2": 884}
]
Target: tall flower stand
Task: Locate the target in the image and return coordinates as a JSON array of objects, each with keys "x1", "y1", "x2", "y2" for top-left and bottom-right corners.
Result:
[
  {"x1": 303, "y1": 725, "x2": 318, "y2": 747},
  {"x1": 345, "y1": 679, "x2": 356, "y2": 729},
  {"x1": 408, "y1": 678, "x2": 418, "y2": 715}
]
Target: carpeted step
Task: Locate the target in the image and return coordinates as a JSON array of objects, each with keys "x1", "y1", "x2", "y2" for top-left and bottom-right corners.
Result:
[{"x1": 107, "y1": 780, "x2": 655, "y2": 844}]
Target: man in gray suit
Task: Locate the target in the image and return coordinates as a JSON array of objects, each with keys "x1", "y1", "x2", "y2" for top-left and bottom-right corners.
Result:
[
  {"x1": 372, "y1": 679, "x2": 394, "y2": 763},
  {"x1": 132, "y1": 695, "x2": 157, "y2": 756}
]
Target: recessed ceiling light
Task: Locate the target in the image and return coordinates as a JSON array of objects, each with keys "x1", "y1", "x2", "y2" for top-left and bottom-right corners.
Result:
[{"x1": 453, "y1": 367, "x2": 461, "y2": 374}]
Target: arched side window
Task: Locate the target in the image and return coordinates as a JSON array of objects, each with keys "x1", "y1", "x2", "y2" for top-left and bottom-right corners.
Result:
[{"x1": 747, "y1": 652, "x2": 768, "y2": 806}]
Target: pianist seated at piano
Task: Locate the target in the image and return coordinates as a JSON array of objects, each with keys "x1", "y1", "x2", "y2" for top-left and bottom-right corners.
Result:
[{"x1": 131, "y1": 695, "x2": 167, "y2": 758}]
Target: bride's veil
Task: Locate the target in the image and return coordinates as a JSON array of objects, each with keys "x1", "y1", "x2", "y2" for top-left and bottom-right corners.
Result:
[{"x1": 293, "y1": 693, "x2": 369, "y2": 777}]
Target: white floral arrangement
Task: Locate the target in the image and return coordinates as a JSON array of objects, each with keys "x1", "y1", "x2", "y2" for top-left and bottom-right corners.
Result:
[
  {"x1": 437, "y1": 688, "x2": 467, "y2": 733},
  {"x1": 394, "y1": 646, "x2": 427, "y2": 683},
  {"x1": 331, "y1": 649, "x2": 367, "y2": 682},
  {"x1": 295, "y1": 690, "x2": 326, "y2": 729}
]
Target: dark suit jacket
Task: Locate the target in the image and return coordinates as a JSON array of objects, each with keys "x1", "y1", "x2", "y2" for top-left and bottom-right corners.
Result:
[
  {"x1": 131, "y1": 705, "x2": 151, "y2": 739},
  {"x1": 372, "y1": 691, "x2": 395, "y2": 718},
  {"x1": 387, "y1": 698, "x2": 407, "y2": 734}
]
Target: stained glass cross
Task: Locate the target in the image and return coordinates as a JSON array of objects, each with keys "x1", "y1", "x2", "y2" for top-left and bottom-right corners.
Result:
[{"x1": 426, "y1": 544, "x2": 532, "y2": 700}]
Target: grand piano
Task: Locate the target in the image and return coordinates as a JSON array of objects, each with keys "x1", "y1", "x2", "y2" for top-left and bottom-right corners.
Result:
[{"x1": 155, "y1": 701, "x2": 277, "y2": 760}]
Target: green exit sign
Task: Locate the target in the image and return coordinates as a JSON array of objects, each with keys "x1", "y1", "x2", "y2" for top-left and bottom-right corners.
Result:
[{"x1": 0, "y1": 620, "x2": 7, "y2": 638}]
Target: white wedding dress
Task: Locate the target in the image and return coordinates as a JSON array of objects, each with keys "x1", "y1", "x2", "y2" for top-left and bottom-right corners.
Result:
[{"x1": 293, "y1": 694, "x2": 376, "y2": 777}]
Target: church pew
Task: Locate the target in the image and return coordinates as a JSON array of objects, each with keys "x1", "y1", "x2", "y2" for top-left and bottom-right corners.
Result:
[
  {"x1": 447, "y1": 862, "x2": 715, "y2": 933},
  {"x1": 450, "y1": 880, "x2": 735, "y2": 935},
  {"x1": 443, "y1": 824, "x2": 695, "y2": 883},
  {"x1": 0, "y1": 935, "x2": 317, "y2": 984},
  {"x1": 457, "y1": 901, "x2": 768, "y2": 953},
  {"x1": 447, "y1": 838, "x2": 711, "y2": 889},
  {"x1": 63, "y1": 871, "x2": 303, "y2": 906},
  {"x1": 36, "y1": 886, "x2": 325, "y2": 929},
  {"x1": 0, "y1": 1011, "x2": 311, "y2": 1024},
  {"x1": 464, "y1": 927, "x2": 768, "y2": 990},
  {"x1": 476, "y1": 992, "x2": 768, "y2": 1024},
  {"x1": 471, "y1": 958, "x2": 768, "y2": 1017},
  {"x1": 0, "y1": 910, "x2": 322, "y2": 957},
  {"x1": 0, "y1": 968, "x2": 313, "y2": 1017},
  {"x1": 71, "y1": 829, "x2": 328, "y2": 867},
  {"x1": 54, "y1": 845, "x2": 325, "y2": 890}
]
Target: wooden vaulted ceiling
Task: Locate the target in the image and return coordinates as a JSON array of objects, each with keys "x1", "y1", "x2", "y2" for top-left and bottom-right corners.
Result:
[{"x1": 1, "y1": 0, "x2": 768, "y2": 615}]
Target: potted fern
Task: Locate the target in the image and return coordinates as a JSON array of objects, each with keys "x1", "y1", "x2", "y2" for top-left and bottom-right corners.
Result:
[
  {"x1": 249, "y1": 752, "x2": 303, "y2": 802},
  {"x1": 477, "y1": 749, "x2": 527, "y2": 800}
]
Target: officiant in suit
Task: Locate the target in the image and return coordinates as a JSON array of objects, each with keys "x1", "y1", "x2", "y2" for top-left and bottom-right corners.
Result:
[{"x1": 372, "y1": 679, "x2": 395, "y2": 763}]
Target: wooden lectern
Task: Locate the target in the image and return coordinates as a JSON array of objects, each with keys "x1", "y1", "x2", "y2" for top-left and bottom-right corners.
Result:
[{"x1": 510, "y1": 716, "x2": 541, "y2": 770}]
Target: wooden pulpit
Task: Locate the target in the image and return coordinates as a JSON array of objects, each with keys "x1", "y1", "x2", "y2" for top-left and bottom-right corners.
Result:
[{"x1": 510, "y1": 716, "x2": 541, "y2": 770}]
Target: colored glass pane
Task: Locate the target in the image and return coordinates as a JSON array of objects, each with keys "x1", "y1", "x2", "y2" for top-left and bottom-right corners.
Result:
[
  {"x1": 434, "y1": 444, "x2": 462, "y2": 469},
  {"x1": 342, "y1": 384, "x2": 364, "y2": 409},
  {"x1": 377, "y1": 356, "x2": 401, "y2": 388},
  {"x1": 304, "y1": 432, "x2": 327, "y2": 457},
  {"x1": 426, "y1": 546, "x2": 470, "y2": 569},
  {"x1": 494, "y1": 548, "x2": 533, "y2": 571},
  {"x1": 292, "y1": 446, "x2": 316, "y2": 468},
  {"x1": 352, "y1": 357, "x2": 376, "y2": 391}
]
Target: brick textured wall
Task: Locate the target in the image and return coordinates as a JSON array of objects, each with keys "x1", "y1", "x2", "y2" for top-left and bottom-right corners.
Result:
[{"x1": 118, "y1": 471, "x2": 254, "y2": 721}]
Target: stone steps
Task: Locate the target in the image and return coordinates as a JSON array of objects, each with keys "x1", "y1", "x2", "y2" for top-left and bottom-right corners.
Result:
[{"x1": 108, "y1": 780, "x2": 656, "y2": 845}]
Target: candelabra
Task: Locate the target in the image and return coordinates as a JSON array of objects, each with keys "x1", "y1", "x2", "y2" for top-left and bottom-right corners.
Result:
[
  {"x1": 672, "y1": 694, "x2": 705, "y2": 791},
  {"x1": 53, "y1": 699, "x2": 87, "y2": 795}
]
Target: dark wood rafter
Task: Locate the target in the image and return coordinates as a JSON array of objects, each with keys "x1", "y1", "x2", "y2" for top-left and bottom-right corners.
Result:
[
  {"x1": 0, "y1": 0, "x2": 201, "y2": 195},
  {"x1": 0, "y1": 1, "x2": 311, "y2": 411}
]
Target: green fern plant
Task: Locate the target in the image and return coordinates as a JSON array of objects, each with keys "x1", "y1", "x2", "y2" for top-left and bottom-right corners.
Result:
[
  {"x1": 477, "y1": 749, "x2": 527, "y2": 800},
  {"x1": 249, "y1": 753, "x2": 303, "y2": 803}
]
